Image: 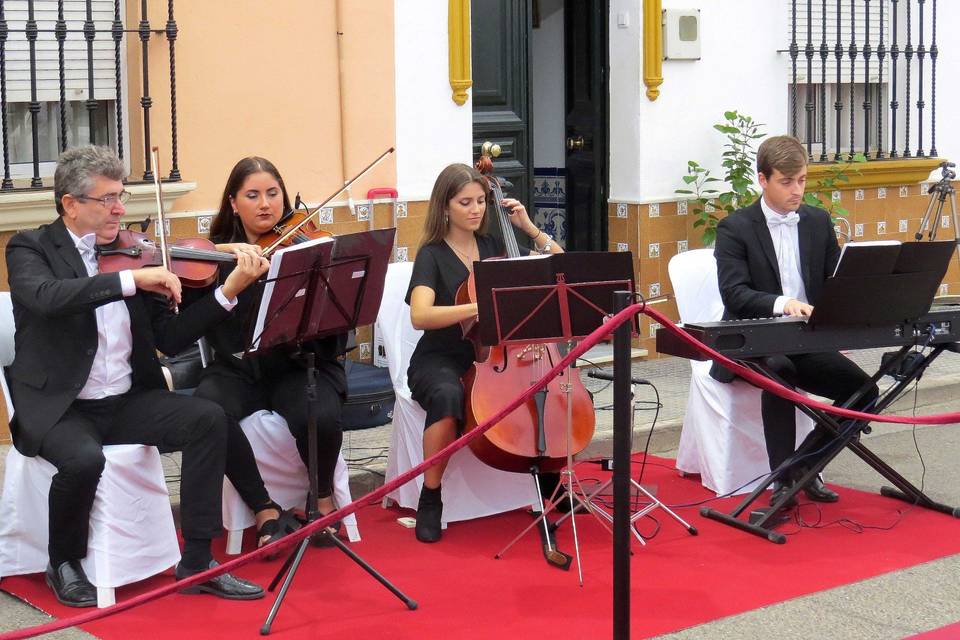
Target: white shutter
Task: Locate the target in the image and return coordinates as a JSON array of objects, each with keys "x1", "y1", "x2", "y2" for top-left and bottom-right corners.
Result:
[
  {"x1": 790, "y1": 0, "x2": 890, "y2": 84},
  {"x1": 3, "y1": 1, "x2": 120, "y2": 103}
]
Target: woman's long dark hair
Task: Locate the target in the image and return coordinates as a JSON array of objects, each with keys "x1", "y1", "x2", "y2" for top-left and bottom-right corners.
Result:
[
  {"x1": 419, "y1": 163, "x2": 490, "y2": 249},
  {"x1": 209, "y1": 157, "x2": 293, "y2": 243}
]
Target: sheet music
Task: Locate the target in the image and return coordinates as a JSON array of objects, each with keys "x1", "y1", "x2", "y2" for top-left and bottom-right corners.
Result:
[
  {"x1": 249, "y1": 235, "x2": 334, "y2": 353},
  {"x1": 832, "y1": 240, "x2": 900, "y2": 276}
]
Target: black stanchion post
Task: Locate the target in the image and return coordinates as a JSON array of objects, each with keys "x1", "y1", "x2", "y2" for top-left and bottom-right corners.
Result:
[{"x1": 612, "y1": 290, "x2": 633, "y2": 639}]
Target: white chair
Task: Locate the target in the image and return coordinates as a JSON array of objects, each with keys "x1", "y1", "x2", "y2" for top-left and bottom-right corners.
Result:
[
  {"x1": 0, "y1": 293, "x2": 180, "y2": 608},
  {"x1": 668, "y1": 249, "x2": 814, "y2": 496},
  {"x1": 221, "y1": 410, "x2": 360, "y2": 555},
  {"x1": 376, "y1": 261, "x2": 538, "y2": 525}
]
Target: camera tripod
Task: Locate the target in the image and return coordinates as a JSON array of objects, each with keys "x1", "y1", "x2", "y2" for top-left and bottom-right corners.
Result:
[{"x1": 915, "y1": 161, "x2": 960, "y2": 275}]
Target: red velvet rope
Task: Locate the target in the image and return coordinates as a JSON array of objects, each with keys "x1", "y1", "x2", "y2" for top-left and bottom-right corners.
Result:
[{"x1": 4, "y1": 302, "x2": 958, "y2": 638}]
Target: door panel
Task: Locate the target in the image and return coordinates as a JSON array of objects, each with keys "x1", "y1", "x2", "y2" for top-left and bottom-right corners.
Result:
[
  {"x1": 472, "y1": 0, "x2": 534, "y2": 250},
  {"x1": 564, "y1": 0, "x2": 608, "y2": 252}
]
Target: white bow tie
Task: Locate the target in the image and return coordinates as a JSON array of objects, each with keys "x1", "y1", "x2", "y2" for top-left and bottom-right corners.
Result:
[{"x1": 767, "y1": 212, "x2": 799, "y2": 227}]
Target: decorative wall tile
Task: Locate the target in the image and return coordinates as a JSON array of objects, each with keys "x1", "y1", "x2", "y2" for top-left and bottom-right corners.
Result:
[
  {"x1": 900, "y1": 185, "x2": 910, "y2": 197},
  {"x1": 877, "y1": 221, "x2": 886, "y2": 234},
  {"x1": 357, "y1": 203, "x2": 372, "y2": 222},
  {"x1": 616, "y1": 203, "x2": 628, "y2": 218},
  {"x1": 319, "y1": 207, "x2": 334, "y2": 224},
  {"x1": 832, "y1": 190, "x2": 841, "y2": 202},
  {"x1": 899, "y1": 219, "x2": 908, "y2": 232},
  {"x1": 677, "y1": 239, "x2": 688, "y2": 253},
  {"x1": 877, "y1": 187, "x2": 887, "y2": 199},
  {"x1": 649, "y1": 322, "x2": 662, "y2": 338},
  {"x1": 943, "y1": 215, "x2": 951, "y2": 229},
  {"x1": 855, "y1": 189, "x2": 865, "y2": 201},
  {"x1": 941, "y1": 283, "x2": 950, "y2": 296},
  {"x1": 197, "y1": 215, "x2": 211, "y2": 234},
  {"x1": 649, "y1": 282, "x2": 660, "y2": 297},
  {"x1": 854, "y1": 223, "x2": 864, "y2": 237},
  {"x1": 648, "y1": 242, "x2": 660, "y2": 258},
  {"x1": 396, "y1": 201, "x2": 408, "y2": 218},
  {"x1": 617, "y1": 242, "x2": 629, "y2": 252},
  {"x1": 677, "y1": 200, "x2": 688, "y2": 215},
  {"x1": 648, "y1": 203, "x2": 660, "y2": 218},
  {"x1": 395, "y1": 246, "x2": 408, "y2": 262}
]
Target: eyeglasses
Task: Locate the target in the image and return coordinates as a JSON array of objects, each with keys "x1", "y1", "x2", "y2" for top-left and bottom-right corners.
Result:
[{"x1": 75, "y1": 190, "x2": 131, "y2": 207}]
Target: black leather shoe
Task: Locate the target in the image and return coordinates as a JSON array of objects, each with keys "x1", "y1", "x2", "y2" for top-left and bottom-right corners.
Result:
[
  {"x1": 770, "y1": 481, "x2": 799, "y2": 509},
  {"x1": 415, "y1": 485, "x2": 443, "y2": 543},
  {"x1": 802, "y1": 476, "x2": 840, "y2": 503},
  {"x1": 175, "y1": 559, "x2": 264, "y2": 600},
  {"x1": 45, "y1": 560, "x2": 97, "y2": 608}
]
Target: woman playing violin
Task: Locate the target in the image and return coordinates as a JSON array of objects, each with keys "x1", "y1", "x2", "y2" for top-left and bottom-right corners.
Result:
[
  {"x1": 406, "y1": 162, "x2": 563, "y2": 543},
  {"x1": 188, "y1": 157, "x2": 348, "y2": 548}
]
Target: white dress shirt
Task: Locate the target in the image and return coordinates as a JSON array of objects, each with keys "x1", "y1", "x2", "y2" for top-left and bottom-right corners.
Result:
[
  {"x1": 67, "y1": 228, "x2": 136, "y2": 399},
  {"x1": 760, "y1": 196, "x2": 808, "y2": 316}
]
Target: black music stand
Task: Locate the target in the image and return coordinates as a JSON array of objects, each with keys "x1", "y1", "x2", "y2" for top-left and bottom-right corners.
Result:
[
  {"x1": 245, "y1": 229, "x2": 416, "y2": 635},
  {"x1": 469, "y1": 252, "x2": 647, "y2": 583},
  {"x1": 701, "y1": 241, "x2": 960, "y2": 544}
]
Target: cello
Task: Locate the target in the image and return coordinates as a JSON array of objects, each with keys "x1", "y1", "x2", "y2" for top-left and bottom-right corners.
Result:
[{"x1": 457, "y1": 149, "x2": 596, "y2": 474}]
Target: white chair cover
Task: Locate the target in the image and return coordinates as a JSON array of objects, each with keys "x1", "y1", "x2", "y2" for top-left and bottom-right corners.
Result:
[
  {"x1": 376, "y1": 261, "x2": 537, "y2": 524},
  {"x1": 221, "y1": 410, "x2": 359, "y2": 555},
  {"x1": 669, "y1": 249, "x2": 813, "y2": 496},
  {"x1": 0, "y1": 293, "x2": 179, "y2": 608}
]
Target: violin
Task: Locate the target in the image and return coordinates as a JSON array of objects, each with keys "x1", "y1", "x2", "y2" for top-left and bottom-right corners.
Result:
[
  {"x1": 97, "y1": 229, "x2": 237, "y2": 288},
  {"x1": 457, "y1": 146, "x2": 596, "y2": 474},
  {"x1": 96, "y1": 147, "x2": 238, "y2": 290},
  {"x1": 255, "y1": 199, "x2": 332, "y2": 254}
]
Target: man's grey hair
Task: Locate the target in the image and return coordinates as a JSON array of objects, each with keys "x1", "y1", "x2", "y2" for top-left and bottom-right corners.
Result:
[{"x1": 53, "y1": 145, "x2": 125, "y2": 216}]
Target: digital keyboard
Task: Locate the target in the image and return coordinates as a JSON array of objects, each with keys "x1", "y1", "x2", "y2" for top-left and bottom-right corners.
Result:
[{"x1": 655, "y1": 306, "x2": 960, "y2": 360}]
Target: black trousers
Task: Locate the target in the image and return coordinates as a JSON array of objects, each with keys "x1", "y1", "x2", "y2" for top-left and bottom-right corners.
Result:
[
  {"x1": 194, "y1": 359, "x2": 345, "y2": 506},
  {"x1": 760, "y1": 351, "x2": 879, "y2": 475},
  {"x1": 36, "y1": 388, "x2": 227, "y2": 565}
]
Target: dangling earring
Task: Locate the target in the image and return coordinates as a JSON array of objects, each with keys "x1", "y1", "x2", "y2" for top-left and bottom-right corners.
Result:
[
  {"x1": 444, "y1": 212, "x2": 449, "y2": 226},
  {"x1": 232, "y1": 209, "x2": 239, "y2": 216}
]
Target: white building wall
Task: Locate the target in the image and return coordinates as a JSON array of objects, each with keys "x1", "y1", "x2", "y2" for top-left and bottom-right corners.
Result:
[
  {"x1": 394, "y1": 0, "x2": 473, "y2": 201},
  {"x1": 611, "y1": 0, "x2": 790, "y2": 204}
]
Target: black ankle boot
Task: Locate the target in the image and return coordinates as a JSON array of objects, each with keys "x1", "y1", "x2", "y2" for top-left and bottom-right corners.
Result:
[{"x1": 415, "y1": 485, "x2": 443, "y2": 543}]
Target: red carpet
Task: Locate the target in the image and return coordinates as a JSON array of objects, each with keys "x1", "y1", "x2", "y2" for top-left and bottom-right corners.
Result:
[
  {"x1": 3, "y1": 456, "x2": 960, "y2": 639},
  {"x1": 908, "y1": 622, "x2": 960, "y2": 639}
]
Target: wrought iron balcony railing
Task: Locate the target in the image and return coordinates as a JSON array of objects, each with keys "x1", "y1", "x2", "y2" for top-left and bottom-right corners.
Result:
[
  {"x1": 0, "y1": 0, "x2": 180, "y2": 190},
  {"x1": 788, "y1": 0, "x2": 939, "y2": 162}
]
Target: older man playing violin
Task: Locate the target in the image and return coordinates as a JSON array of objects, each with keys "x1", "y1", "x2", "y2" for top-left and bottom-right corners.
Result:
[{"x1": 5, "y1": 145, "x2": 269, "y2": 607}]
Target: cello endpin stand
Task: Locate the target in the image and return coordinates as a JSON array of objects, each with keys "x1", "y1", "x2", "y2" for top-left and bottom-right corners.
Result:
[{"x1": 495, "y1": 358, "x2": 612, "y2": 586}]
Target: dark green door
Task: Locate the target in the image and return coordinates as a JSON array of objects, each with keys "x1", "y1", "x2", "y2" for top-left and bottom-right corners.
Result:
[{"x1": 471, "y1": 0, "x2": 535, "y2": 250}]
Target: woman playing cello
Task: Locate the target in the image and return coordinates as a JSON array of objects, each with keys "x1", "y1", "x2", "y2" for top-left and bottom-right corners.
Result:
[
  {"x1": 187, "y1": 157, "x2": 348, "y2": 548},
  {"x1": 406, "y1": 162, "x2": 563, "y2": 543}
]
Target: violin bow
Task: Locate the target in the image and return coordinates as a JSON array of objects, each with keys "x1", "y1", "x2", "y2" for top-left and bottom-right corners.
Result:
[
  {"x1": 262, "y1": 146, "x2": 395, "y2": 257},
  {"x1": 150, "y1": 146, "x2": 178, "y2": 312}
]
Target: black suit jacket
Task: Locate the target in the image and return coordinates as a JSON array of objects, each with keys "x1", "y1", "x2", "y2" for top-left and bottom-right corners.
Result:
[
  {"x1": 5, "y1": 217, "x2": 231, "y2": 456},
  {"x1": 710, "y1": 199, "x2": 840, "y2": 381}
]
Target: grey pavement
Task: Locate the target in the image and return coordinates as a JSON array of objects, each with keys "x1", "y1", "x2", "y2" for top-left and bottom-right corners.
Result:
[{"x1": 2, "y1": 348, "x2": 960, "y2": 638}]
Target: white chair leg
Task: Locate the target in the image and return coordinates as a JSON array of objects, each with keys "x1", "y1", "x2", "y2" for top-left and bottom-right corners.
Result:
[
  {"x1": 97, "y1": 586, "x2": 116, "y2": 608},
  {"x1": 226, "y1": 529, "x2": 243, "y2": 556}
]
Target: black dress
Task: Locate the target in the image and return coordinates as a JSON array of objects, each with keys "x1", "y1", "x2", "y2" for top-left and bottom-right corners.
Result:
[
  {"x1": 405, "y1": 234, "x2": 503, "y2": 430},
  {"x1": 185, "y1": 264, "x2": 348, "y2": 502}
]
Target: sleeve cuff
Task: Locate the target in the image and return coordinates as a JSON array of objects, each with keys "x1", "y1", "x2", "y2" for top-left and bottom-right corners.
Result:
[
  {"x1": 772, "y1": 296, "x2": 788, "y2": 316},
  {"x1": 119, "y1": 270, "x2": 136, "y2": 297},
  {"x1": 215, "y1": 286, "x2": 238, "y2": 311}
]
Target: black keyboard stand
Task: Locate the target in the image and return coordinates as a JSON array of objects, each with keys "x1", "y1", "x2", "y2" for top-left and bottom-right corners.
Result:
[{"x1": 700, "y1": 340, "x2": 960, "y2": 544}]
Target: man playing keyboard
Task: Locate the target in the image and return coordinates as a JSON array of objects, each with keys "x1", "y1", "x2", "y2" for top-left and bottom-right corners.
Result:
[{"x1": 711, "y1": 135, "x2": 879, "y2": 508}]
